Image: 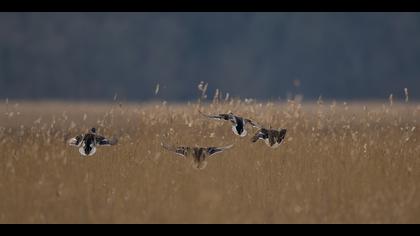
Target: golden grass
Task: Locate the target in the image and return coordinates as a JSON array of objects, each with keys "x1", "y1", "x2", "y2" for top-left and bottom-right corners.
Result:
[{"x1": 1, "y1": 100, "x2": 420, "y2": 223}]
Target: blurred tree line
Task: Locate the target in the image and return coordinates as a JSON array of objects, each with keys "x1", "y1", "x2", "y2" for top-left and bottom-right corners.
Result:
[{"x1": 0, "y1": 13, "x2": 419, "y2": 102}]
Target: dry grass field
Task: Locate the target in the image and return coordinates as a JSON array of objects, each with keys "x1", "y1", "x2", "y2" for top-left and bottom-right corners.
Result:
[{"x1": 1, "y1": 99, "x2": 420, "y2": 223}]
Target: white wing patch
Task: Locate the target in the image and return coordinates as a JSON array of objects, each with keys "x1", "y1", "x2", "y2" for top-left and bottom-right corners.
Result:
[
  {"x1": 69, "y1": 138, "x2": 79, "y2": 146},
  {"x1": 68, "y1": 137, "x2": 82, "y2": 147}
]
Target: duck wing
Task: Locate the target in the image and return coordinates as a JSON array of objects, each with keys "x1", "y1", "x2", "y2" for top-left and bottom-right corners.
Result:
[
  {"x1": 199, "y1": 110, "x2": 232, "y2": 121},
  {"x1": 276, "y1": 129, "x2": 287, "y2": 143},
  {"x1": 68, "y1": 135, "x2": 83, "y2": 147},
  {"x1": 206, "y1": 144, "x2": 234, "y2": 158},
  {"x1": 161, "y1": 143, "x2": 189, "y2": 158},
  {"x1": 96, "y1": 135, "x2": 118, "y2": 146},
  {"x1": 244, "y1": 118, "x2": 261, "y2": 128}
]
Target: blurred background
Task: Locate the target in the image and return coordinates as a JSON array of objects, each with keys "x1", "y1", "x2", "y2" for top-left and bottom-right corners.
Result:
[{"x1": 0, "y1": 12, "x2": 419, "y2": 102}]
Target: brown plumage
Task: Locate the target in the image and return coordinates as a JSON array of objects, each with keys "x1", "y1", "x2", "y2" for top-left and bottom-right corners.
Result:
[
  {"x1": 161, "y1": 143, "x2": 233, "y2": 169},
  {"x1": 251, "y1": 128, "x2": 287, "y2": 148},
  {"x1": 68, "y1": 128, "x2": 118, "y2": 156},
  {"x1": 199, "y1": 111, "x2": 259, "y2": 137}
]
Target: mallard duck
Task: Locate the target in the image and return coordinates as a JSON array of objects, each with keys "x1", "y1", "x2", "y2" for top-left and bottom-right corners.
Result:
[
  {"x1": 161, "y1": 143, "x2": 233, "y2": 169},
  {"x1": 251, "y1": 128, "x2": 287, "y2": 148},
  {"x1": 199, "y1": 111, "x2": 259, "y2": 137},
  {"x1": 68, "y1": 128, "x2": 117, "y2": 156}
]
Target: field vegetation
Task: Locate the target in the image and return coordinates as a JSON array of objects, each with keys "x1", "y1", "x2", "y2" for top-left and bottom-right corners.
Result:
[{"x1": 1, "y1": 98, "x2": 420, "y2": 223}]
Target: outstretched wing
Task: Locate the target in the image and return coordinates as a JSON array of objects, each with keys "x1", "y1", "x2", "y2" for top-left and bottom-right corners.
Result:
[
  {"x1": 161, "y1": 143, "x2": 188, "y2": 158},
  {"x1": 206, "y1": 144, "x2": 234, "y2": 157},
  {"x1": 68, "y1": 135, "x2": 83, "y2": 147},
  {"x1": 199, "y1": 110, "x2": 231, "y2": 121},
  {"x1": 245, "y1": 118, "x2": 261, "y2": 128},
  {"x1": 96, "y1": 135, "x2": 118, "y2": 146},
  {"x1": 276, "y1": 129, "x2": 287, "y2": 143}
]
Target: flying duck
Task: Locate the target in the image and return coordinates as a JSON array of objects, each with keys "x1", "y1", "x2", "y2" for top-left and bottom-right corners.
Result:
[
  {"x1": 161, "y1": 143, "x2": 234, "y2": 169},
  {"x1": 251, "y1": 127, "x2": 287, "y2": 148},
  {"x1": 199, "y1": 111, "x2": 259, "y2": 137},
  {"x1": 68, "y1": 127, "x2": 117, "y2": 156}
]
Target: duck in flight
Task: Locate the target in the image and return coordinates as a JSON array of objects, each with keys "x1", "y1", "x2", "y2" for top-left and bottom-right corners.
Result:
[
  {"x1": 199, "y1": 111, "x2": 259, "y2": 137},
  {"x1": 68, "y1": 127, "x2": 118, "y2": 156},
  {"x1": 251, "y1": 127, "x2": 287, "y2": 148},
  {"x1": 161, "y1": 143, "x2": 233, "y2": 169}
]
